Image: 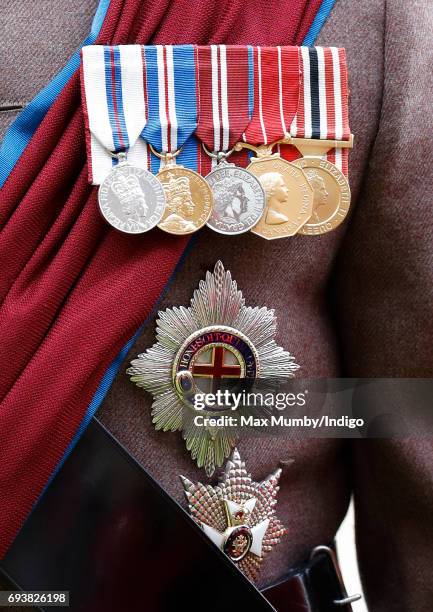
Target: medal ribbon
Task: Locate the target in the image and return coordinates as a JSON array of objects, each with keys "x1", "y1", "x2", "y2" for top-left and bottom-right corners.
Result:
[
  {"x1": 196, "y1": 45, "x2": 252, "y2": 153},
  {"x1": 81, "y1": 45, "x2": 147, "y2": 183},
  {"x1": 243, "y1": 46, "x2": 301, "y2": 145},
  {"x1": 141, "y1": 45, "x2": 198, "y2": 172},
  {"x1": 285, "y1": 46, "x2": 350, "y2": 173}
]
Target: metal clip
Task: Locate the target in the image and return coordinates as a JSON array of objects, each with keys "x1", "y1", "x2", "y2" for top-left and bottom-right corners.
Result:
[
  {"x1": 107, "y1": 150, "x2": 128, "y2": 164},
  {"x1": 233, "y1": 141, "x2": 280, "y2": 158},
  {"x1": 148, "y1": 143, "x2": 182, "y2": 168},
  {"x1": 234, "y1": 134, "x2": 354, "y2": 159},
  {"x1": 279, "y1": 134, "x2": 354, "y2": 158},
  {"x1": 310, "y1": 545, "x2": 362, "y2": 608},
  {"x1": 201, "y1": 142, "x2": 235, "y2": 163}
]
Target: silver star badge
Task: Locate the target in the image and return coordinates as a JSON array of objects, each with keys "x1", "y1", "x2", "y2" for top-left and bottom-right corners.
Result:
[
  {"x1": 181, "y1": 448, "x2": 287, "y2": 582},
  {"x1": 128, "y1": 261, "x2": 299, "y2": 475}
]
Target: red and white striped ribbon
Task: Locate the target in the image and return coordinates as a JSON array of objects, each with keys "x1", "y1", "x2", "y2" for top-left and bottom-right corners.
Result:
[
  {"x1": 243, "y1": 46, "x2": 300, "y2": 146},
  {"x1": 196, "y1": 44, "x2": 251, "y2": 173}
]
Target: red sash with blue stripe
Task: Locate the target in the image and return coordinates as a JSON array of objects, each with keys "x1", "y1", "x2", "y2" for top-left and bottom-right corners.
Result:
[{"x1": 0, "y1": 0, "x2": 336, "y2": 557}]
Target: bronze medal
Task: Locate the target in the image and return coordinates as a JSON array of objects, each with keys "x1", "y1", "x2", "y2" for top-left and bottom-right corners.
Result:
[{"x1": 293, "y1": 157, "x2": 351, "y2": 235}]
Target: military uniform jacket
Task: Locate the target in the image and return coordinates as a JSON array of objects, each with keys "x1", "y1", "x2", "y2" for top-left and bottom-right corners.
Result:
[{"x1": 1, "y1": 1, "x2": 433, "y2": 611}]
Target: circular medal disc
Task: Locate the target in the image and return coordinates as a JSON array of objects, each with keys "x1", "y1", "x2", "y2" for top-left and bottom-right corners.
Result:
[
  {"x1": 157, "y1": 166, "x2": 213, "y2": 235},
  {"x1": 247, "y1": 156, "x2": 313, "y2": 239},
  {"x1": 172, "y1": 325, "x2": 259, "y2": 410},
  {"x1": 293, "y1": 157, "x2": 351, "y2": 235},
  {"x1": 205, "y1": 164, "x2": 266, "y2": 235},
  {"x1": 98, "y1": 164, "x2": 166, "y2": 234}
]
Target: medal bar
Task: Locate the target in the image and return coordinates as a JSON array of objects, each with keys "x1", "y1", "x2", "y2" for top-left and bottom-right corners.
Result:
[
  {"x1": 80, "y1": 44, "x2": 354, "y2": 237},
  {"x1": 281, "y1": 133, "x2": 354, "y2": 155}
]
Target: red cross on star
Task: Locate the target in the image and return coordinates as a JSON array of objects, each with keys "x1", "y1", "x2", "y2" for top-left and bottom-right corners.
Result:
[{"x1": 192, "y1": 347, "x2": 242, "y2": 392}]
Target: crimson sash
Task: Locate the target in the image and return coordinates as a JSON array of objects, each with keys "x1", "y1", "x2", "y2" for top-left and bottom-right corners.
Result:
[{"x1": 0, "y1": 0, "x2": 330, "y2": 557}]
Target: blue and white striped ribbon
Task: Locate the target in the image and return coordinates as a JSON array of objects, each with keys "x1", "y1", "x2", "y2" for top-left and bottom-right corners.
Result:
[{"x1": 141, "y1": 45, "x2": 198, "y2": 173}]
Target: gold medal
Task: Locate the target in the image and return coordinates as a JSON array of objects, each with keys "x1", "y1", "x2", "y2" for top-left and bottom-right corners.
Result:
[
  {"x1": 248, "y1": 156, "x2": 314, "y2": 239},
  {"x1": 293, "y1": 157, "x2": 351, "y2": 235},
  {"x1": 149, "y1": 146, "x2": 213, "y2": 236},
  {"x1": 281, "y1": 135, "x2": 353, "y2": 234},
  {"x1": 234, "y1": 143, "x2": 313, "y2": 239},
  {"x1": 157, "y1": 165, "x2": 213, "y2": 235}
]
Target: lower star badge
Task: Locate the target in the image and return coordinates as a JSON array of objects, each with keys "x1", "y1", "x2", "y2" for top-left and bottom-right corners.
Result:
[
  {"x1": 127, "y1": 261, "x2": 299, "y2": 475},
  {"x1": 181, "y1": 449, "x2": 287, "y2": 581}
]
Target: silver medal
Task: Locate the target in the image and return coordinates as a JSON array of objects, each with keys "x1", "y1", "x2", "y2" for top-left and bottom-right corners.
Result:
[
  {"x1": 98, "y1": 163, "x2": 166, "y2": 234},
  {"x1": 205, "y1": 163, "x2": 266, "y2": 235}
]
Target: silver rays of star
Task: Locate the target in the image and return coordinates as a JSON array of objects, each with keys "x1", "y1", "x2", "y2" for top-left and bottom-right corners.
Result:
[
  {"x1": 127, "y1": 261, "x2": 299, "y2": 475},
  {"x1": 180, "y1": 448, "x2": 287, "y2": 581}
]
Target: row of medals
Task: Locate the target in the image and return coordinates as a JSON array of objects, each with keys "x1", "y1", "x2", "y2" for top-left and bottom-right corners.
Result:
[{"x1": 98, "y1": 139, "x2": 351, "y2": 239}]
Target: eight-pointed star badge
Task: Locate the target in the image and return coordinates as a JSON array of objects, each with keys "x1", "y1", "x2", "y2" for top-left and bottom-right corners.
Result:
[
  {"x1": 127, "y1": 261, "x2": 299, "y2": 475},
  {"x1": 180, "y1": 448, "x2": 287, "y2": 582}
]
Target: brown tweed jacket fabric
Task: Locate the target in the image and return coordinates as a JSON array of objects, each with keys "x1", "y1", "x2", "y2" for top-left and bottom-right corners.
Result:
[{"x1": 1, "y1": 1, "x2": 432, "y2": 610}]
